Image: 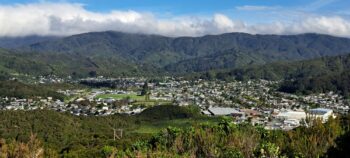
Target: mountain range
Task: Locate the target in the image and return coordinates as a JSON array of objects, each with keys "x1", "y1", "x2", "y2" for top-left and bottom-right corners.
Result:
[{"x1": 1, "y1": 31, "x2": 350, "y2": 78}]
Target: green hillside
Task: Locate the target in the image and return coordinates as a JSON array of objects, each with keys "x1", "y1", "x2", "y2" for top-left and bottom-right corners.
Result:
[
  {"x1": 1, "y1": 32, "x2": 350, "y2": 79},
  {"x1": 0, "y1": 48, "x2": 150, "y2": 78},
  {"x1": 208, "y1": 54, "x2": 350, "y2": 81},
  {"x1": 21, "y1": 32, "x2": 350, "y2": 75}
]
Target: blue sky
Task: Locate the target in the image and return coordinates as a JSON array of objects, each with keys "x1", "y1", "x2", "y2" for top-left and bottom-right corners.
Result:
[
  {"x1": 0, "y1": 0, "x2": 350, "y2": 37},
  {"x1": 1, "y1": 0, "x2": 348, "y2": 16}
]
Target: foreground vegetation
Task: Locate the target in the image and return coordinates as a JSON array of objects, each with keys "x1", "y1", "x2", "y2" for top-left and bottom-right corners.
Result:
[
  {"x1": 0, "y1": 105, "x2": 212, "y2": 157},
  {"x1": 0, "y1": 105, "x2": 349, "y2": 157}
]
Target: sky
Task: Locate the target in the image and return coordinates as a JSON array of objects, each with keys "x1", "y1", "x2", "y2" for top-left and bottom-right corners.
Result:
[{"x1": 0, "y1": 0, "x2": 350, "y2": 37}]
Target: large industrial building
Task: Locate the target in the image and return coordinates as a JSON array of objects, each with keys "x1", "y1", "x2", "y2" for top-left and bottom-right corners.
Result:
[{"x1": 308, "y1": 108, "x2": 335, "y2": 123}]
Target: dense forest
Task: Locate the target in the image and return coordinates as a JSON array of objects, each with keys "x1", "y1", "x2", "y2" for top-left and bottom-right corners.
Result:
[
  {"x1": 25, "y1": 32, "x2": 350, "y2": 75},
  {"x1": 201, "y1": 54, "x2": 350, "y2": 81},
  {"x1": 0, "y1": 106, "x2": 349, "y2": 157},
  {"x1": 1, "y1": 32, "x2": 350, "y2": 78},
  {"x1": 279, "y1": 71, "x2": 350, "y2": 97}
]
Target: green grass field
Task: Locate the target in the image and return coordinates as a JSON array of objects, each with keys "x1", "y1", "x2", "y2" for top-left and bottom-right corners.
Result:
[
  {"x1": 95, "y1": 93, "x2": 172, "y2": 106},
  {"x1": 95, "y1": 93, "x2": 145, "y2": 100},
  {"x1": 133, "y1": 100, "x2": 172, "y2": 106}
]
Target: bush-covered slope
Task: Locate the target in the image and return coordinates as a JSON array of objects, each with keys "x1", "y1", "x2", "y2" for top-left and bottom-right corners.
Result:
[
  {"x1": 279, "y1": 71, "x2": 350, "y2": 97},
  {"x1": 138, "y1": 105, "x2": 200, "y2": 120},
  {"x1": 0, "y1": 109, "x2": 348, "y2": 158},
  {"x1": 210, "y1": 54, "x2": 350, "y2": 81},
  {"x1": 0, "y1": 48, "x2": 152, "y2": 78},
  {"x1": 0, "y1": 80, "x2": 64, "y2": 100},
  {"x1": 2, "y1": 32, "x2": 350, "y2": 77},
  {"x1": 23, "y1": 32, "x2": 350, "y2": 74}
]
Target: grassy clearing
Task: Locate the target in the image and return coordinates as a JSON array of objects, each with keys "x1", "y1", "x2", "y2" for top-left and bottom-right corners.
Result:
[
  {"x1": 96, "y1": 94, "x2": 172, "y2": 106},
  {"x1": 133, "y1": 101, "x2": 172, "y2": 106},
  {"x1": 96, "y1": 93, "x2": 145, "y2": 100}
]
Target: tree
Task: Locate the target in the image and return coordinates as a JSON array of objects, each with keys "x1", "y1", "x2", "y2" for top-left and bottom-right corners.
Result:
[
  {"x1": 141, "y1": 81, "x2": 149, "y2": 96},
  {"x1": 0, "y1": 134, "x2": 44, "y2": 158}
]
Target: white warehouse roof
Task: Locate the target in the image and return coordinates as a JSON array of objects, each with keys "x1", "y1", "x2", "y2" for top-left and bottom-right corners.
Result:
[
  {"x1": 276, "y1": 110, "x2": 306, "y2": 121},
  {"x1": 208, "y1": 107, "x2": 242, "y2": 116},
  {"x1": 308, "y1": 108, "x2": 333, "y2": 115}
]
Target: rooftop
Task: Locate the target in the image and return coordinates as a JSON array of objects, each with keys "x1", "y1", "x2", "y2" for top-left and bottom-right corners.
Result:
[
  {"x1": 309, "y1": 108, "x2": 333, "y2": 115},
  {"x1": 208, "y1": 107, "x2": 241, "y2": 116}
]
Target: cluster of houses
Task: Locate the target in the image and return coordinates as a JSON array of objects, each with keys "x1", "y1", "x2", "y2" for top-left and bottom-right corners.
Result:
[
  {"x1": 75, "y1": 78, "x2": 350, "y2": 117},
  {"x1": 148, "y1": 79, "x2": 348, "y2": 111},
  {"x1": 0, "y1": 97, "x2": 59, "y2": 110},
  {"x1": 146, "y1": 79, "x2": 345, "y2": 130},
  {"x1": 0, "y1": 89, "x2": 147, "y2": 116},
  {"x1": 0, "y1": 78, "x2": 348, "y2": 129}
]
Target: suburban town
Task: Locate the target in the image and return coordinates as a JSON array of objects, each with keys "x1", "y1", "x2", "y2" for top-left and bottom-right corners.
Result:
[
  {"x1": 1, "y1": 0, "x2": 350, "y2": 157},
  {"x1": 0, "y1": 77, "x2": 347, "y2": 131}
]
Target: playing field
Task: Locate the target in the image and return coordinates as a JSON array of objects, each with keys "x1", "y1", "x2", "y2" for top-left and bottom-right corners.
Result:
[
  {"x1": 95, "y1": 93, "x2": 145, "y2": 100},
  {"x1": 95, "y1": 93, "x2": 172, "y2": 106}
]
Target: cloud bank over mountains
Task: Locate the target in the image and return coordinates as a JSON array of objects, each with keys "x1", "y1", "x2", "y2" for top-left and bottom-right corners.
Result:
[{"x1": 1, "y1": 2, "x2": 350, "y2": 37}]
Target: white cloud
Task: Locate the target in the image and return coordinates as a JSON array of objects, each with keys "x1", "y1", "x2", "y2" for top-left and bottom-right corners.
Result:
[
  {"x1": 0, "y1": 2, "x2": 350, "y2": 37},
  {"x1": 302, "y1": 0, "x2": 337, "y2": 11},
  {"x1": 291, "y1": 16, "x2": 350, "y2": 36}
]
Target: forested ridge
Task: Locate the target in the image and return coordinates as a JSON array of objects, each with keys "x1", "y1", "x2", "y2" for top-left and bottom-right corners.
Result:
[
  {"x1": 1, "y1": 32, "x2": 350, "y2": 77},
  {"x1": 202, "y1": 54, "x2": 350, "y2": 81},
  {"x1": 279, "y1": 71, "x2": 350, "y2": 98}
]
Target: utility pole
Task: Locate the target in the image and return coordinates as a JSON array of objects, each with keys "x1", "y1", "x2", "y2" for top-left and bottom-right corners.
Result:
[
  {"x1": 112, "y1": 127, "x2": 123, "y2": 140},
  {"x1": 113, "y1": 128, "x2": 117, "y2": 141},
  {"x1": 119, "y1": 129, "x2": 123, "y2": 138}
]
